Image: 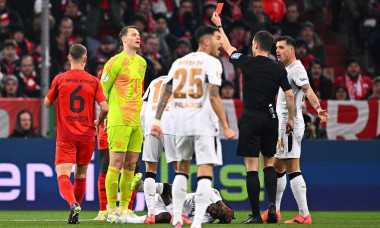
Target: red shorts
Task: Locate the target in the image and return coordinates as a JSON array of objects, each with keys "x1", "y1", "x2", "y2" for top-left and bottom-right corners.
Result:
[
  {"x1": 55, "y1": 141, "x2": 95, "y2": 165},
  {"x1": 97, "y1": 126, "x2": 109, "y2": 150}
]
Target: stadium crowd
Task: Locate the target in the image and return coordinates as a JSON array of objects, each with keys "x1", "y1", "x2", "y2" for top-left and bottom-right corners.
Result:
[{"x1": 0, "y1": 0, "x2": 380, "y2": 139}]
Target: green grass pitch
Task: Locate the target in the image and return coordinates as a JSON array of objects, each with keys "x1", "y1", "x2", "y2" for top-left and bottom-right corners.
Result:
[{"x1": 0, "y1": 211, "x2": 379, "y2": 227}]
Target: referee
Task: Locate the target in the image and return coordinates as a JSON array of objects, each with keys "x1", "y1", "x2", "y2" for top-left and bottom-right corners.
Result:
[{"x1": 211, "y1": 12, "x2": 295, "y2": 224}]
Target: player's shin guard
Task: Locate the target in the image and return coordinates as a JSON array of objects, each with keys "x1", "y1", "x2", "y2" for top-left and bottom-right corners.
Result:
[
  {"x1": 263, "y1": 167, "x2": 277, "y2": 205},
  {"x1": 98, "y1": 172, "x2": 108, "y2": 211},
  {"x1": 289, "y1": 171, "x2": 309, "y2": 217},
  {"x1": 58, "y1": 175, "x2": 76, "y2": 207},
  {"x1": 144, "y1": 172, "x2": 157, "y2": 215},
  {"x1": 172, "y1": 173, "x2": 188, "y2": 225},
  {"x1": 246, "y1": 171, "x2": 260, "y2": 217},
  {"x1": 192, "y1": 176, "x2": 212, "y2": 228},
  {"x1": 105, "y1": 166, "x2": 121, "y2": 213},
  {"x1": 119, "y1": 169, "x2": 134, "y2": 213},
  {"x1": 74, "y1": 177, "x2": 86, "y2": 204},
  {"x1": 276, "y1": 170, "x2": 287, "y2": 210}
]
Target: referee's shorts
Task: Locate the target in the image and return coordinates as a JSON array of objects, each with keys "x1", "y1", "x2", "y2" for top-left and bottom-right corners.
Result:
[{"x1": 236, "y1": 109, "x2": 278, "y2": 158}]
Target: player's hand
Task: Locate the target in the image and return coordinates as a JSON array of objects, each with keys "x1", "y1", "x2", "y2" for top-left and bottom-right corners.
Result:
[
  {"x1": 94, "y1": 120, "x2": 100, "y2": 136},
  {"x1": 151, "y1": 125, "x2": 163, "y2": 139},
  {"x1": 221, "y1": 204, "x2": 234, "y2": 223},
  {"x1": 317, "y1": 108, "x2": 329, "y2": 123},
  {"x1": 211, "y1": 12, "x2": 222, "y2": 26},
  {"x1": 286, "y1": 119, "x2": 294, "y2": 135},
  {"x1": 223, "y1": 127, "x2": 235, "y2": 140}
]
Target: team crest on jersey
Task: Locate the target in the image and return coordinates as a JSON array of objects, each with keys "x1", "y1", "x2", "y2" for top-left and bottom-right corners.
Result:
[
  {"x1": 231, "y1": 53, "x2": 242, "y2": 59},
  {"x1": 101, "y1": 72, "x2": 109, "y2": 82}
]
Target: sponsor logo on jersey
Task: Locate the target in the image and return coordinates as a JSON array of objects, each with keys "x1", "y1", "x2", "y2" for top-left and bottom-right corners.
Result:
[
  {"x1": 231, "y1": 53, "x2": 242, "y2": 59},
  {"x1": 300, "y1": 78, "x2": 308, "y2": 81},
  {"x1": 101, "y1": 73, "x2": 109, "y2": 82}
]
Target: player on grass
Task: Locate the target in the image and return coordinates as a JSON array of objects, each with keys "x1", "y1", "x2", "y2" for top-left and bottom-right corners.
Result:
[
  {"x1": 140, "y1": 75, "x2": 180, "y2": 224},
  {"x1": 151, "y1": 25, "x2": 235, "y2": 228},
  {"x1": 100, "y1": 25, "x2": 147, "y2": 222},
  {"x1": 44, "y1": 44, "x2": 108, "y2": 224},
  {"x1": 261, "y1": 36, "x2": 329, "y2": 224}
]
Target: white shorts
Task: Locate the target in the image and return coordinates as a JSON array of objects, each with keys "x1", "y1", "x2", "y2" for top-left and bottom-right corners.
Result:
[
  {"x1": 176, "y1": 135, "x2": 220, "y2": 165},
  {"x1": 275, "y1": 128, "x2": 304, "y2": 159},
  {"x1": 142, "y1": 134, "x2": 178, "y2": 163}
]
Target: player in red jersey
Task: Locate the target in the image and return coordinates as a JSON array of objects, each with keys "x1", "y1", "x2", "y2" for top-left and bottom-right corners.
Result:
[{"x1": 44, "y1": 44, "x2": 108, "y2": 224}]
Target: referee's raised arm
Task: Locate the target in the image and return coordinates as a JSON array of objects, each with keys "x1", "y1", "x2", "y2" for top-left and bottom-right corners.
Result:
[{"x1": 211, "y1": 12, "x2": 236, "y2": 56}]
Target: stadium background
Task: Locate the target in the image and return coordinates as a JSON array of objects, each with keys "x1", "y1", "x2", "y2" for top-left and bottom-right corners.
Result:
[{"x1": 0, "y1": 0, "x2": 380, "y2": 213}]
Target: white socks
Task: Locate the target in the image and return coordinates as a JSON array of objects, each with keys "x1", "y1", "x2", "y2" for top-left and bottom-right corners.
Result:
[
  {"x1": 276, "y1": 171, "x2": 287, "y2": 210},
  {"x1": 155, "y1": 182, "x2": 164, "y2": 195},
  {"x1": 290, "y1": 174, "x2": 309, "y2": 217},
  {"x1": 172, "y1": 174, "x2": 188, "y2": 225},
  {"x1": 144, "y1": 177, "x2": 156, "y2": 215},
  {"x1": 191, "y1": 178, "x2": 212, "y2": 228}
]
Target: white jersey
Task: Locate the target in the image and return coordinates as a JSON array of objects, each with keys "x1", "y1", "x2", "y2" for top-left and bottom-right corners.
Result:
[
  {"x1": 276, "y1": 60, "x2": 309, "y2": 128},
  {"x1": 164, "y1": 52, "x2": 222, "y2": 136},
  {"x1": 154, "y1": 188, "x2": 222, "y2": 223},
  {"x1": 141, "y1": 76, "x2": 174, "y2": 136}
]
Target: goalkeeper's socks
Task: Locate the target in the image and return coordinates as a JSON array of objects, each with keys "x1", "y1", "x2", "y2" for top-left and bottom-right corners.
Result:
[
  {"x1": 119, "y1": 169, "x2": 134, "y2": 210},
  {"x1": 98, "y1": 172, "x2": 107, "y2": 211},
  {"x1": 74, "y1": 177, "x2": 86, "y2": 204},
  {"x1": 289, "y1": 171, "x2": 309, "y2": 217},
  {"x1": 105, "y1": 167, "x2": 121, "y2": 208},
  {"x1": 58, "y1": 175, "x2": 76, "y2": 207},
  {"x1": 276, "y1": 170, "x2": 287, "y2": 210},
  {"x1": 263, "y1": 167, "x2": 277, "y2": 205}
]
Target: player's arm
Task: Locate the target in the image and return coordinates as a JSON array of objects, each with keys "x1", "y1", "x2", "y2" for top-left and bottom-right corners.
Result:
[
  {"x1": 151, "y1": 82, "x2": 172, "y2": 138},
  {"x1": 44, "y1": 76, "x2": 59, "y2": 108},
  {"x1": 284, "y1": 89, "x2": 295, "y2": 134},
  {"x1": 209, "y1": 84, "x2": 235, "y2": 139},
  {"x1": 216, "y1": 200, "x2": 234, "y2": 223},
  {"x1": 211, "y1": 12, "x2": 236, "y2": 56},
  {"x1": 44, "y1": 97, "x2": 54, "y2": 107},
  {"x1": 95, "y1": 101, "x2": 108, "y2": 135},
  {"x1": 302, "y1": 84, "x2": 329, "y2": 122},
  {"x1": 100, "y1": 58, "x2": 119, "y2": 100}
]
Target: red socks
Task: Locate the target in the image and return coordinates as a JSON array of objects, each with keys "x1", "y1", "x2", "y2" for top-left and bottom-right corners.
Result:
[
  {"x1": 74, "y1": 177, "x2": 86, "y2": 204},
  {"x1": 128, "y1": 190, "x2": 137, "y2": 210},
  {"x1": 58, "y1": 175, "x2": 76, "y2": 207},
  {"x1": 98, "y1": 172, "x2": 108, "y2": 211}
]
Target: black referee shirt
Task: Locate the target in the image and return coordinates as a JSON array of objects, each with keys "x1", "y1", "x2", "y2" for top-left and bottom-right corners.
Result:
[{"x1": 229, "y1": 51, "x2": 291, "y2": 111}]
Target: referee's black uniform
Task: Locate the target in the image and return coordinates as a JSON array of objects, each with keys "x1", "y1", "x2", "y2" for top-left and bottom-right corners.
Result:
[{"x1": 229, "y1": 50, "x2": 292, "y2": 223}]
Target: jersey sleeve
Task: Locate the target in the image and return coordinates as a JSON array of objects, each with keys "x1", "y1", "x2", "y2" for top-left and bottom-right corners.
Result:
[
  {"x1": 279, "y1": 68, "x2": 292, "y2": 92},
  {"x1": 95, "y1": 79, "x2": 107, "y2": 104},
  {"x1": 205, "y1": 58, "x2": 222, "y2": 86},
  {"x1": 210, "y1": 188, "x2": 222, "y2": 203},
  {"x1": 291, "y1": 66, "x2": 309, "y2": 87},
  {"x1": 46, "y1": 76, "x2": 59, "y2": 102},
  {"x1": 101, "y1": 57, "x2": 120, "y2": 100},
  {"x1": 229, "y1": 51, "x2": 250, "y2": 70}
]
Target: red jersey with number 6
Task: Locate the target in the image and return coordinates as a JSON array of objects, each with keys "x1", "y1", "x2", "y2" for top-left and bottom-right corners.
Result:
[{"x1": 47, "y1": 69, "x2": 107, "y2": 142}]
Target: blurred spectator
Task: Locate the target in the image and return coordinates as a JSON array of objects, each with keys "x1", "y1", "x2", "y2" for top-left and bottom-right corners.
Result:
[
  {"x1": 203, "y1": 0, "x2": 217, "y2": 26},
  {"x1": 63, "y1": 0, "x2": 86, "y2": 44},
  {"x1": 295, "y1": 37, "x2": 314, "y2": 69},
  {"x1": 220, "y1": 81, "x2": 236, "y2": 99},
  {"x1": 16, "y1": 55, "x2": 40, "y2": 98},
  {"x1": 150, "y1": 0, "x2": 175, "y2": 17},
  {"x1": 136, "y1": 0, "x2": 155, "y2": 33},
  {"x1": 51, "y1": 17, "x2": 76, "y2": 66},
  {"x1": 143, "y1": 34, "x2": 168, "y2": 77},
  {"x1": 362, "y1": 76, "x2": 380, "y2": 100},
  {"x1": 11, "y1": 27, "x2": 34, "y2": 56},
  {"x1": 243, "y1": 0, "x2": 273, "y2": 35},
  {"x1": 31, "y1": 1, "x2": 56, "y2": 44},
  {"x1": 166, "y1": 37, "x2": 192, "y2": 70},
  {"x1": 228, "y1": 19, "x2": 251, "y2": 54},
  {"x1": 62, "y1": 59, "x2": 71, "y2": 72},
  {"x1": 332, "y1": 84, "x2": 350, "y2": 100},
  {"x1": 0, "y1": 0, "x2": 23, "y2": 41},
  {"x1": 307, "y1": 59, "x2": 332, "y2": 100},
  {"x1": 303, "y1": 113, "x2": 327, "y2": 139},
  {"x1": 366, "y1": 1, "x2": 380, "y2": 75},
  {"x1": 155, "y1": 13, "x2": 177, "y2": 59},
  {"x1": 1, "y1": 75, "x2": 23, "y2": 97},
  {"x1": 301, "y1": 21, "x2": 326, "y2": 66},
  {"x1": 223, "y1": 0, "x2": 245, "y2": 20},
  {"x1": 9, "y1": 110, "x2": 41, "y2": 138},
  {"x1": 262, "y1": 0, "x2": 286, "y2": 23},
  {"x1": 168, "y1": 0, "x2": 199, "y2": 39},
  {"x1": 280, "y1": 1, "x2": 302, "y2": 38},
  {"x1": 333, "y1": 59, "x2": 372, "y2": 100},
  {"x1": 129, "y1": 13, "x2": 147, "y2": 34},
  {"x1": 0, "y1": 39, "x2": 19, "y2": 76},
  {"x1": 87, "y1": 35, "x2": 115, "y2": 74}
]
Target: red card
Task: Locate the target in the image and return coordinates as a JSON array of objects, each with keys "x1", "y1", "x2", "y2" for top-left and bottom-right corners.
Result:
[{"x1": 215, "y1": 3, "x2": 224, "y2": 14}]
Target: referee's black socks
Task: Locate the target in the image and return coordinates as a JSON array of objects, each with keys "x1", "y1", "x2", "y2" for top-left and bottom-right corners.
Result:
[
  {"x1": 246, "y1": 171, "x2": 261, "y2": 216},
  {"x1": 263, "y1": 166, "x2": 277, "y2": 206}
]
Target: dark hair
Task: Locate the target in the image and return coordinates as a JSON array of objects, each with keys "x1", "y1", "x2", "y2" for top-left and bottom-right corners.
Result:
[
  {"x1": 130, "y1": 13, "x2": 146, "y2": 25},
  {"x1": 180, "y1": 0, "x2": 192, "y2": 6},
  {"x1": 276, "y1": 36, "x2": 296, "y2": 48},
  {"x1": 20, "y1": 54, "x2": 35, "y2": 65},
  {"x1": 69, "y1": 44, "x2": 87, "y2": 60},
  {"x1": 346, "y1": 58, "x2": 360, "y2": 68},
  {"x1": 144, "y1": 33, "x2": 158, "y2": 43},
  {"x1": 154, "y1": 13, "x2": 167, "y2": 22},
  {"x1": 286, "y1": 1, "x2": 298, "y2": 10},
  {"x1": 253, "y1": 30, "x2": 273, "y2": 52},
  {"x1": 195, "y1": 25, "x2": 218, "y2": 44},
  {"x1": 333, "y1": 84, "x2": 350, "y2": 100},
  {"x1": 2, "y1": 39, "x2": 17, "y2": 49},
  {"x1": 310, "y1": 58, "x2": 324, "y2": 69},
  {"x1": 119, "y1": 25, "x2": 139, "y2": 39}
]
